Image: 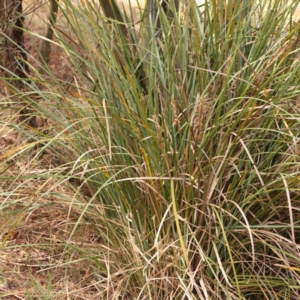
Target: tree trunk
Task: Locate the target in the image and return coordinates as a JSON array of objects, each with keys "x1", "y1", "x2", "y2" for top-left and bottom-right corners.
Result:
[
  {"x1": 147, "y1": 0, "x2": 179, "y2": 31},
  {"x1": 0, "y1": 0, "x2": 29, "y2": 90},
  {"x1": 99, "y1": 0, "x2": 127, "y2": 34},
  {"x1": 0, "y1": 0, "x2": 5, "y2": 25},
  {"x1": 0, "y1": 0, "x2": 6, "y2": 70},
  {"x1": 39, "y1": 0, "x2": 59, "y2": 68}
]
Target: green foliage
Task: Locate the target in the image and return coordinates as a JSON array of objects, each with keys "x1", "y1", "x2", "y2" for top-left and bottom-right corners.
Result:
[{"x1": 1, "y1": 0, "x2": 300, "y2": 298}]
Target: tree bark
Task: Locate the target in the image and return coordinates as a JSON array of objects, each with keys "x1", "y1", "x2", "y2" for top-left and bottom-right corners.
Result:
[
  {"x1": 0, "y1": 0, "x2": 6, "y2": 69},
  {"x1": 147, "y1": 0, "x2": 179, "y2": 30},
  {"x1": 39, "y1": 0, "x2": 59, "y2": 67},
  {"x1": 0, "y1": 0, "x2": 29, "y2": 89},
  {"x1": 0, "y1": 0, "x2": 5, "y2": 23},
  {"x1": 99, "y1": 0, "x2": 126, "y2": 34}
]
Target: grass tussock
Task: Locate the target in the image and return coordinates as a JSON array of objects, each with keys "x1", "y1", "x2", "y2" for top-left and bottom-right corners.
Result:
[{"x1": 1, "y1": 0, "x2": 300, "y2": 298}]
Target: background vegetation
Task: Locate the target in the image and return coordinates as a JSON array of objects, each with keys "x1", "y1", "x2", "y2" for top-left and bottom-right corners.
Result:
[{"x1": 1, "y1": 0, "x2": 300, "y2": 298}]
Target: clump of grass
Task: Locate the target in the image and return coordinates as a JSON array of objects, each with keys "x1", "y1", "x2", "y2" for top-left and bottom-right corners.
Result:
[{"x1": 1, "y1": 0, "x2": 300, "y2": 298}]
